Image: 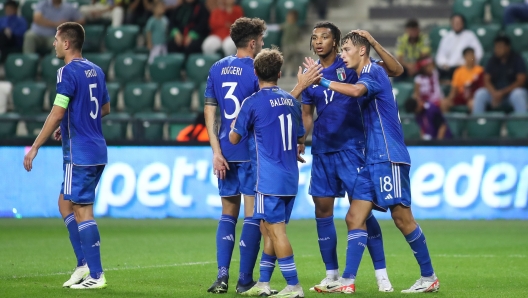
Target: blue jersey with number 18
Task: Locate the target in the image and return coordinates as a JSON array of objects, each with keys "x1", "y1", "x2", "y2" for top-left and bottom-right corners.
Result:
[
  {"x1": 56, "y1": 58, "x2": 110, "y2": 166},
  {"x1": 205, "y1": 55, "x2": 260, "y2": 162}
]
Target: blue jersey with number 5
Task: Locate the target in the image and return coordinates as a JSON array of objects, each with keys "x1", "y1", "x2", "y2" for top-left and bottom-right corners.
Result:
[
  {"x1": 56, "y1": 58, "x2": 109, "y2": 165},
  {"x1": 205, "y1": 55, "x2": 259, "y2": 162}
]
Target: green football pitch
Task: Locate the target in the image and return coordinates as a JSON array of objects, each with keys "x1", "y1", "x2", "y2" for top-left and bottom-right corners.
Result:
[{"x1": 1, "y1": 219, "x2": 527, "y2": 297}]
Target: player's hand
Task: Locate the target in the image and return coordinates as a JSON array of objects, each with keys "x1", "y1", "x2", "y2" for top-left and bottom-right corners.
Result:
[
  {"x1": 23, "y1": 147, "x2": 38, "y2": 172},
  {"x1": 303, "y1": 57, "x2": 317, "y2": 69},
  {"x1": 213, "y1": 153, "x2": 230, "y2": 180},
  {"x1": 297, "y1": 144, "x2": 306, "y2": 163},
  {"x1": 350, "y1": 29, "x2": 377, "y2": 46},
  {"x1": 174, "y1": 32, "x2": 183, "y2": 46},
  {"x1": 53, "y1": 127, "x2": 62, "y2": 141},
  {"x1": 297, "y1": 64, "x2": 323, "y2": 90}
]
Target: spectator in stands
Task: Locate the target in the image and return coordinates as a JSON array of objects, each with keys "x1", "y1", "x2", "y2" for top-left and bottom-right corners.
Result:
[
  {"x1": 23, "y1": 0, "x2": 84, "y2": 54},
  {"x1": 442, "y1": 47, "x2": 484, "y2": 113},
  {"x1": 413, "y1": 56, "x2": 443, "y2": 106},
  {"x1": 314, "y1": 0, "x2": 327, "y2": 20},
  {"x1": 0, "y1": 1, "x2": 28, "y2": 62},
  {"x1": 161, "y1": 0, "x2": 180, "y2": 14},
  {"x1": 201, "y1": 0, "x2": 242, "y2": 56},
  {"x1": 473, "y1": 36, "x2": 527, "y2": 114},
  {"x1": 79, "y1": 0, "x2": 125, "y2": 27},
  {"x1": 395, "y1": 19, "x2": 431, "y2": 81},
  {"x1": 167, "y1": 0, "x2": 209, "y2": 55},
  {"x1": 125, "y1": 0, "x2": 153, "y2": 26},
  {"x1": 146, "y1": 1, "x2": 168, "y2": 63},
  {"x1": 435, "y1": 14, "x2": 483, "y2": 80},
  {"x1": 280, "y1": 10, "x2": 301, "y2": 77},
  {"x1": 405, "y1": 98, "x2": 452, "y2": 140},
  {"x1": 503, "y1": 0, "x2": 528, "y2": 26}
]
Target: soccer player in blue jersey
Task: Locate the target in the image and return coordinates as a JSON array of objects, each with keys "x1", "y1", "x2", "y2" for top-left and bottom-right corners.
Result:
[
  {"x1": 230, "y1": 47, "x2": 306, "y2": 298},
  {"x1": 299, "y1": 22, "x2": 403, "y2": 292},
  {"x1": 313, "y1": 32, "x2": 440, "y2": 294},
  {"x1": 23, "y1": 22, "x2": 110, "y2": 289}
]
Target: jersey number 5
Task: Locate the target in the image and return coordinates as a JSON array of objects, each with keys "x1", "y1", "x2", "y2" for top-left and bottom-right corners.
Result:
[
  {"x1": 222, "y1": 82, "x2": 240, "y2": 119},
  {"x1": 278, "y1": 113, "x2": 293, "y2": 151},
  {"x1": 89, "y1": 83, "x2": 98, "y2": 119}
]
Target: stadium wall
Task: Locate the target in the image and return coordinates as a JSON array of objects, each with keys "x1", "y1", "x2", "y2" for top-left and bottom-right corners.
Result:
[{"x1": 1, "y1": 146, "x2": 527, "y2": 219}]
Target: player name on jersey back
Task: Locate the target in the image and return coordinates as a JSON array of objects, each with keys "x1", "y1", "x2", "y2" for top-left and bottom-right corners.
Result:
[
  {"x1": 270, "y1": 97, "x2": 295, "y2": 107},
  {"x1": 221, "y1": 66, "x2": 243, "y2": 76}
]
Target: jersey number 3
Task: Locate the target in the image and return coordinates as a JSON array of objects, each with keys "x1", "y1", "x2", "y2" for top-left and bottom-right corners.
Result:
[
  {"x1": 89, "y1": 83, "x2": 99, "y2": 119},
  {"x1": 222, "y1": 82, "x2": 240, "y2": 120}
]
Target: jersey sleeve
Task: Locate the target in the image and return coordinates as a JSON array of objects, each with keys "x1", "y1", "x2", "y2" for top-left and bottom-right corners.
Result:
[
  {"x1": 55, "y1": 67, "x2": 75, "y2": 108},
  {"x1": 357, "y1": 70, "x2": 381, "y2": 99},
  {"x1": 204, "y1": 71, "x2": 215, "y2": 99},
  {"x1": 233, "y1": 100, "x2": 253, "y2": 138},
  {"x1": 301, "y1": 87, "x2": 313, "y2": 105},
  {"x1": 102, "y1": 84, "x2": 110, "y2": 105}
]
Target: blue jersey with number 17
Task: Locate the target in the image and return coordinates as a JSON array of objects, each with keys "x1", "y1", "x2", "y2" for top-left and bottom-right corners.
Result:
[
  {"x1": 205, "y1": 55, "x2": 260, "y2": 162},
  {"x1": 56, "y1": 58, "x2": 109, "y2": 166}
]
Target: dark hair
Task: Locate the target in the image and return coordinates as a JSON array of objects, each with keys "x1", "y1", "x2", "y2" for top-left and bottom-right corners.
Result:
[
  {"x1": 5, "y1": 0, "x2": 18, "y2": 9},
  {"x1": 254, "y1": 47, "x2": 283, "y2": 82},
  {"x1": 494, "y1": 35, "x2": 511, "y2": 46},
  {"x1": 450, "y1": 13, "x2": 466, "y2": 29},
  {"x1": 341, "y1": 32, "x2": 370, "y2": 56},
  {"x1": 404, "y1": 98, "x2": 418, "y2": 114},
  {"x1": 311, "y1": 21, "x2": 341, "y2": 53},
  {"x1": 462, "y1": 47, "x2": 475, "y2": 56},
  {"x1": 57, "y1": 22, "x2": 85, "y2": 51},
  {"x1": 230, "y1": 17, "x2": 267, "y2": 48},
  {"x1": 405, "y1": 19, "x2": 419, "y2": 29}
]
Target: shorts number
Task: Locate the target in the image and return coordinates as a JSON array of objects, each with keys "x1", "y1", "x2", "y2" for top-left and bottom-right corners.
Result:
[
  {"x1": 379, "y1": 176, "x2": 393, "y2": 193},
  {"x1": 222, "y1": 82, "x2": 240, "y2": 119},
  {"x1": 89, "y1": 83, "x2": 98, "y2": 119}
]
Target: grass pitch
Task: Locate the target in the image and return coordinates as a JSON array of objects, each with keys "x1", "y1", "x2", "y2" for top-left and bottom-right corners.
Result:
[{"x1": 0, "y1": 219, "x2": 527, "y2": 297}]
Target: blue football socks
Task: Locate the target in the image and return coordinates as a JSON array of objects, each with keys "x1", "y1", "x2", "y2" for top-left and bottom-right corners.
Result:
[
  {"x1": 259, "y1": 252, "x2": 277, "y2": 283},
  {"x1": 78, "y1": 220, "x2": 103, "y2": 279},
  {"x1": 238, "y1": 217, "x2": 261, "y2": 285},
  {"x1": 278, "y1": 255, "x2": 299, "y2": 286},
  {"x1": 342, "y1": 229, "x2": 368, "y2": 279},
  {"x1": 63, "y1": 213, "x2": 85, "y2": 267},
  {"x1": 405, "y1": 225, "x2": 434, "y2": 277},
  {"x1": 366, "y1": 213, "x2": 387, "y2": 270},
  {"x1": 216, "y1": 214, "x2": 237, "y2": 278},
  {"x1": 316, "y1": 216, "x2": 339, "y2": 271}
]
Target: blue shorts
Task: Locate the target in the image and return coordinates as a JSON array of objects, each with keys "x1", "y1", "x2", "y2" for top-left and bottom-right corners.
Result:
[
  {"x1": 254, "y1": 192, "x2": 295, "y2": 224},
  {"x1": 309, "y1": 149, "x2": 365, "y2": 197},
  {"x1": 218, "y1": 162, "x2": 255, "y2": 197},
  {"x1": 60, "y1": 163, "x2": 105, "y2": 204},
  {"x1": 352, "y1": 162, "x2": 411, "y2": 212}
]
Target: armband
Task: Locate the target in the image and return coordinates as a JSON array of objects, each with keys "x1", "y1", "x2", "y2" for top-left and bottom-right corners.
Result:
[{"x1": 54, "y1": 94, "x2": 70, "y2": 109}]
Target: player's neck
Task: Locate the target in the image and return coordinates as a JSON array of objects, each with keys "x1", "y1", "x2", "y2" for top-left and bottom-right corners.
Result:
[
  {"x1": 236, "y1": 48, "x2": 255, "y2": 59},
  {"x1": 258, "y1": 81, "x2": 277, "y2": 89},
  {"x1": 318, "y1": 51, "x2": 337, "y2": 68},
  {"x1": 64, "y1": 51, "x2": 83, "y2": 64},
  {"x1": 356, "y1": 56, "x2": 371, "y2": 77}
]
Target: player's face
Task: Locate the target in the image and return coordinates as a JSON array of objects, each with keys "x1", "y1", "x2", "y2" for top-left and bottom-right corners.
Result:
[
  {"x1": 53, "y1": 32, "x2": 65, "y2": 59},
  {"x1": 311, "y1": 27, "x2": 335, "y2": 57},
  {"x1": 252, "y1": 34, "x2": 264, "y2": 56},
  {"x1": 340, "y1": 39, "x2": 361, "y2": 69}
]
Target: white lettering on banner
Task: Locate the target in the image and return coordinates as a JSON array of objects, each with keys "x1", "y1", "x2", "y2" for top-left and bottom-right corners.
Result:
[
  {"x1": 481, "y1": 163, "x2": 517, "y2": 208},
  {"x1": 95, "y1": 162, "x2": 136, "y2": 215},
  {"x1": 170, "y1": 157, "x2": 195, "y2": 207},
  {"x1": 137, "y1": 162, "x2": 171, "y2": 207},
  {"x1": 444, "y1": 155, "x2": 485, "y2": 208},
  {"x1": 411, "y1": 162, "x2": 444, "y2": 208},
  {"x1": 514, "y1": 166, "x2": 528, "y2": 208}
]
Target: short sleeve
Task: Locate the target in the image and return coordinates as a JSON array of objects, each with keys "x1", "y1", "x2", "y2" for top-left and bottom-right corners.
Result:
[
  {"x1": 102, "y1": 84, "x2": 110, "y2": 105},
  {"x1": 56, "y1": 67, "x2": 76, "y2": 99},
  {"x1": 357, "y1": 71, "x2": 381, "y2": 98},
  {"x1": 204, "y1": 72, "x2": 215, "y2": 99},
  {"x1": 233, "y1": 100, "x2": 253, "y2": 138},
  {"x1": 301, "y1": 87, "x2": 313, "y2": 105},
  {"x1": 451, "y1": 68, "x2": 462, "y2": 88},
  {"x1": 33, "y1": 1, "x2": 45, "y2": 14},
  {"x1": 145, "y1": 18, "x2": 154, "y2": 32},
  {"x1": 296, "y1": 108, "x2": 305, "y2": 137}
]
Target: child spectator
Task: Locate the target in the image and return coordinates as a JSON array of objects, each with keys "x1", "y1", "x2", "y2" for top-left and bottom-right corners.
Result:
[
  {"x1": 405, "y1": 99, "x2": 452, "y2": 140},
  {"x1": 201, "y1": 0, "x2": 242, "y2": 56},
  {"x1": 280, "y1": 10, "x2": 301, "y2": 77},
  {"x1": 145, "y1": 1, "x2": 169, "y2": 63},
  {"x1": 413, "y1": 56, "x2": 443, "y2": 106},
  {"x1": 0, "y1": 0, "x2": 28, "y2": 62}
]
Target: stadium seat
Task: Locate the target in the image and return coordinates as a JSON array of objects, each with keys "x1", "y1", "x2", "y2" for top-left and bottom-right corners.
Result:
[
  {"x1": 522, "y1": 52, "x2": 528, "y2": 69},
  {"x1": 392, "y1": 82, "x2": 414, "y2": 109},
  {"x1": 83, "y1": 25, "x2": 105, "y2": 53},
  {"x1": 149, "y1": 54, "x2": 185, "y2": 84},
  {"x1": 0, "y1": 0, "x2": 5, "y2": 18},
  {"x1": 445, "y1": 112, "x2": 467, "y2": 137},
  {"x1": 0, "y1": 112, "x2": 20, "y2": 139},
  {"x1": 106, "y1": 82, "x2": 120, "y2": 110},
  {"x1": 429, "y1": 25, "x2": 451, "y2": 53},
  {"x1": 480, "y1": 51, "x2": 493, "y2": 67},
  {"x1": 490, "y1": 0, "x2": 524, "y2": 24},
  {"x1": 21, "y1": 0, "x2": 39, "y2": 25},
  {"x1": 114, "y1": 53, "x2": 148, "y2": 83},
  {"x1": 452, "y1": 0, "x2": 487, "y2": 25},
  {"x1": 102, "y1": 112, "x2": 130, "y2": 140},
  {"x1": 240, "y1": 0, "x2": 273, "y2": 22},
  {"x1": 134, "y1": 112, "x2": 166, "y2": 140},
  {"x1": 83, "y1": 52, "x2": 113, "y2": 75},
  {"x1": 506, "y1": 115, "x2": 528, "y2": 138},
  {"x1": 160, "y1": 82, "x2": 195, "y2": 113},
  {"x1": 41, "y1": 54, "x2": 66, "y2": 85},
  {"x1": 197, "y1": 81, "x2": 207, "y2": 111},
  {"x1": 5, "y1": 53, "x2": 39, "y2": 82},
  {"x1": 123, "y1": 82, "x2": 157, "y2": 114},
  {"x1": 400, "y1": 115, "x2": 421, "y2": 140},
  {"x1": 466, "y1": 112, "x2": 504, "y2": 138},
  {"x1": 25, "y1": 113, "x2": 48, "y2": 137},
  {"x1": 505, "y1": 24, "x2": 528, "y2": 53},
  {"x1": 185, "y1": 53, "x2": 220, "y2": 86},
  {"x1": 275, "y1": 0, "x2": 309, "y2": 26},
  {"x1": 105, "y1": 25, "x2": 140, "y2": 54},
  {"x1": 470, "y1": 24, "x2": 501, "y2": 52},
  {"x1": 263, "y1": 28, "x2": 282, "y2": 48},
  {"x1": 13, "y1": 81, "x2": 47, "y2": 114}
]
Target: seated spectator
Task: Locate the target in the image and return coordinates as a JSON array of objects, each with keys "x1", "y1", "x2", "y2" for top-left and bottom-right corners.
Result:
[
  {"x1": 443, "y1": 47, "x2": 484, "y2": 113},
  {"x1": 435, "y1": 14, "x2": 483, "y2": 80},
  {"x1": 145, "y1": 1, "x2": 168, "y2": 63},
  {"x1": 405, "y1": 98, "x2": 452, "y2": 140},
  {"x1": 0, "y1": 1, "x2": 28, "y2": 62},
  {"x1": 201, "y1": 0, "x2": 242, "y2": 56},
  {"x1": 395, "y1": 19, "x2": 431, "y2": 81},
  {"x1": 23, "y1": 0, "x2": 84, "y2": 54},
  {"x1": 413, "y1": 56, "x2": 443, "y2": 106},
  {"x1": 168, "y1": 0, "x2": 209, "y2": 55},
  {"x1": 125, "y1": 0, "x2": 153, "y2": 26},
  {"x1": 79, "y1": 0, "x2": 125, "y2": 27},
  {"x1": 280, "y1": 10, "x2": 301, "y2": 77},
  {"x1": 473, "y1": 36, "x2": 527, "y2": 114},
  {"x1": 504, "y1": 0, "x2": 528, "y2": 26}
]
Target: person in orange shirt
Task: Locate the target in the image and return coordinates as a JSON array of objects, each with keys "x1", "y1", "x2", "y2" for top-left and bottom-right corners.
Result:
[
  {"x1": 201, "y1": 0, "x2": 243, "y2": 56},
  {"x1": 442, "y1": 47, "x2": 484, "y2": 113}
]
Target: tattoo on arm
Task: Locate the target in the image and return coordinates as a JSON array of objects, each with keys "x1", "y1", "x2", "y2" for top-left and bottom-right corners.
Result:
[{"x1": 213, "y1": 116, "x2": 220, "y2": 140}]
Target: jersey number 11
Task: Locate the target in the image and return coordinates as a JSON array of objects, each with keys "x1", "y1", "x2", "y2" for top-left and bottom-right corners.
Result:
[{"x1": 278, "y1": 113, "x2": 292, "y2": 151}]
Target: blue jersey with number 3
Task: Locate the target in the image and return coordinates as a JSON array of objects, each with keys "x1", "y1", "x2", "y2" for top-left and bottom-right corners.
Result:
[
  {"x1": 56, "y1": 58, "x2": 109, "y2": 165},
  {"x1": 233, "y1": 87, "x2": 305, "y2": 196},
  {"x1": 205, "y1": 55, "x2": 260, "y2": 162}
]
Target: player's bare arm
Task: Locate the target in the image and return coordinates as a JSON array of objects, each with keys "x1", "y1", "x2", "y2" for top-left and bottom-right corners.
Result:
[
  {"x1": 24, "y1": 105, "x2": 66, "y2": 171},
  {"x1": 297, "y1": 136, "x2": 306, "y2": 163},
  {"x1": 204, "y1": 102, "x2": 230, "y2": 179},
  {"x1": 352, "y1": 30, "x2": 404, "y2": 77},
  {"x1": 291, "y1": 64, "x2": 323, "y2": 98},
  {"x1": 228, "y1": 129, "x2": 242, "y2": 145},
  {"x1": 101, "y1": 102, "x2": 110, "y2": 117}
]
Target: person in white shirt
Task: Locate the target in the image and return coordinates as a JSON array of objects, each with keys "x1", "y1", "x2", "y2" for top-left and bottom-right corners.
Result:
[{"x1": 435, "y1": 14, "x2": 483, "y2": 80}]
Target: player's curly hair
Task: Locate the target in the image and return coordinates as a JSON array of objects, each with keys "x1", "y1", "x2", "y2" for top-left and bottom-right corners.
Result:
[
  {"x1": 57, "y1": 22, "x2": 85, "y2": 51},
  {"x1": 311, "y1": 21, "x2": 341, "y2": 54},
  {"x1": 342, "y1": 32, "x2": 371, "y2": 56},
  {"x1": 254, "y1": 47, "x2": 283, "y2": 82},
  {"x1": 230, "y1": 17, "x2": 267, "y2": 48}
]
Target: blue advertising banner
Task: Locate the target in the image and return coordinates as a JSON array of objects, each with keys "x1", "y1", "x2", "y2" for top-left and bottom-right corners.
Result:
[{"x1": 1, "y1": 146, "x2": 527, "y2": 219}]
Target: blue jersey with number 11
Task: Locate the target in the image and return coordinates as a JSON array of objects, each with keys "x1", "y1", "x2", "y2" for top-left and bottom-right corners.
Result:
[{"x1": 205, "y1": 55, "x2": 260, "y2": 162}]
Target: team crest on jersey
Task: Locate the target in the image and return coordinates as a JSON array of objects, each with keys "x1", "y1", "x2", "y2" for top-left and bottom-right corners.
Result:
[{"x1": 336, "y1": 68, "x2": 346, "y2": 81}]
